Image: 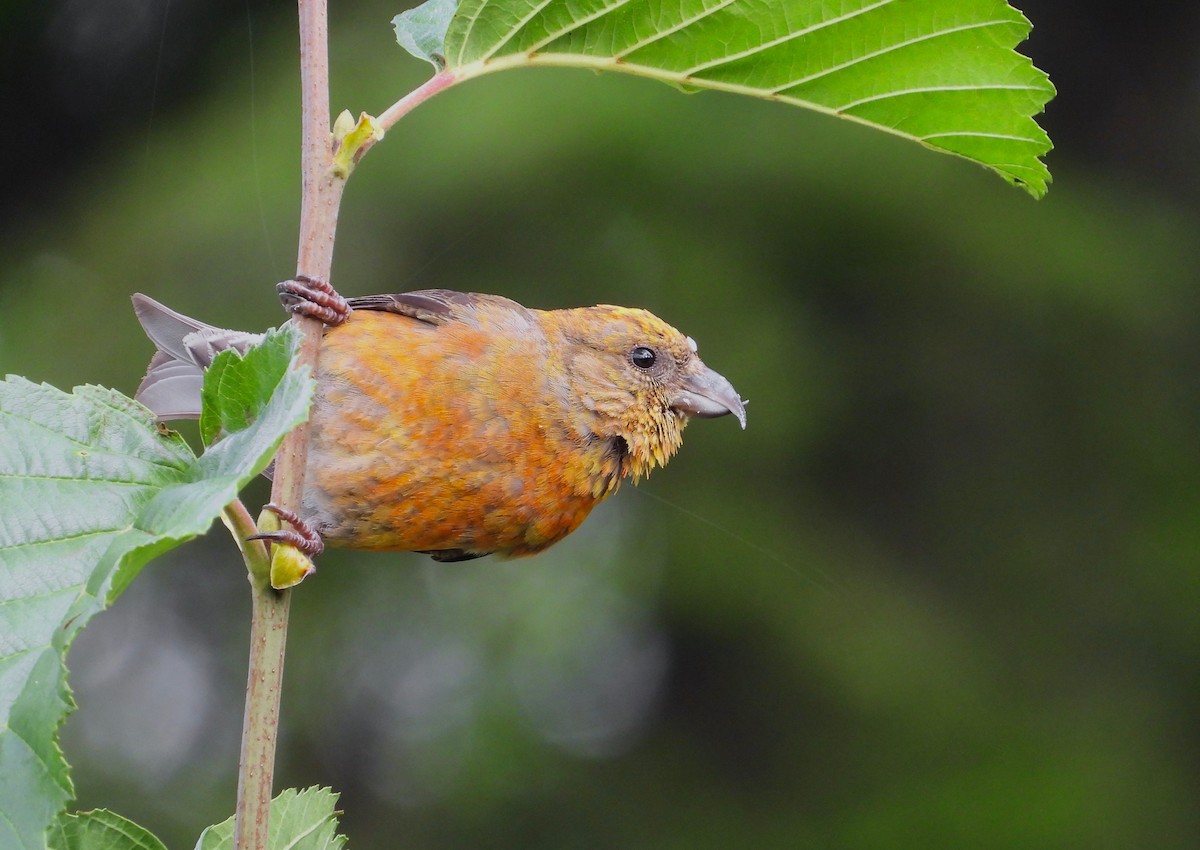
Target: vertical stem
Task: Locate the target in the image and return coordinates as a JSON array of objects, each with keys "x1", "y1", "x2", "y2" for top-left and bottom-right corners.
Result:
[
  {"x1": 231, "y1": 0, "x2": 445, "y2": 842},
  {"x1": 279, "y1": 0, "x2": 346, "y2": 503},
  {"x1": 233, "y1": 582, "x2": 290, "y2": 850},
  {"x1": 233, "y1": 1, "x2": 344, "y2": 848}
]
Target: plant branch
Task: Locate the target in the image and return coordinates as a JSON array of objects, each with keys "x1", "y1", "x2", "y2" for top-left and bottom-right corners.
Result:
[
  {"x1": 232, "y1": 577, "x2": 290, "y2": 850},
  {"x1": 231, "y1": 8, "x2": 453, "y2": 849},
  {"x1": 233, "y1": 1, "x2": 345, "y2": 848}
]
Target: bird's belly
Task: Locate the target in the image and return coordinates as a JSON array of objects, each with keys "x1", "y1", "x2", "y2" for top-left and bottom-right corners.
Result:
[
  {"x1": 301, "y1": 404, "x2": 610, "y2": 557},
  {"x1": 303, "y1": 448, "x2": 600, "y2": 555}
]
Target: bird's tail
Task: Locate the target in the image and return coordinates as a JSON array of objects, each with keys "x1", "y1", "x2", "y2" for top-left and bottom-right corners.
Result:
[{"x1": 132, "y1": 294, "x2": 264, "y2": 419}]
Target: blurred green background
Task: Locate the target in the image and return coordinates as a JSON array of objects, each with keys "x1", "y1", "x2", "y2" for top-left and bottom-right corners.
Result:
[{"x1": 4, "y1": 1, "x2": 1200, "y2": 847}]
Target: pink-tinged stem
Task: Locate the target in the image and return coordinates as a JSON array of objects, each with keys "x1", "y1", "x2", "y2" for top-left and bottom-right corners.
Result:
[
  {"x1": 378, "y1": 69, "x2": 459, "y2": 130},
  {"x1": 361, "y1": 70, "x2": 461, "y2": 158},
  {"x1": 233, "y1": 0, "x2": 340, "y2": 847}
]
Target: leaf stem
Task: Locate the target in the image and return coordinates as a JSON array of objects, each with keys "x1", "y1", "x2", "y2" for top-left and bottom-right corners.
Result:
[
  {"x1": 361, "y1": 70, "x2": 460, "y2": 159},
  {"x1": 221, "y1": 499, "x2": 271, "y2": 590}
]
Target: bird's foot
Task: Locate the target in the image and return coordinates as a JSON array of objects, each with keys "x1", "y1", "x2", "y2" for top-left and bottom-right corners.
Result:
[
  {"x1": 247, "y1": 503, "x2": 325, "y2": 557},
  {"x1": 276, "y1": 275, "x2": 351, "y2": 326}
]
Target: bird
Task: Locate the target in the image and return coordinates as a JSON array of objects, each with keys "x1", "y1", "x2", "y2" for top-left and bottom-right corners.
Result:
[{"x1": 132, "y1": 278, "x2": 745, "y2": 562}]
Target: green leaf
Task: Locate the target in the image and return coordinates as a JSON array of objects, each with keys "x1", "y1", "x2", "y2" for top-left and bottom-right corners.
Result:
[
  {"x1": 200, "y1": 326, "x2": 302, "y2": 446},
  {"x1": 416, "y1": 0, "x2": 1054, "y2": 196},
  {"x1": 0, "y1": 325, "x2": 314, "y2": 850},
  {"x1": 193, "y1": 787, "x2": 347, "y2": 850},
  {"x1": 198, "y1": 355, "x2": 234, "y2": 446},
  {"x1": 393, "y1": 0, "x2": 460, "y2": 69},
  {"x1": 48, "y1": 810, "x2": 168, "y2": 850}
]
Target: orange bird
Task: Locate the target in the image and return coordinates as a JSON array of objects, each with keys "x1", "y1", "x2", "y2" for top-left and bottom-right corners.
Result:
[{"x1": 133, "y1": 281, "x2": 745, "y2": 562}]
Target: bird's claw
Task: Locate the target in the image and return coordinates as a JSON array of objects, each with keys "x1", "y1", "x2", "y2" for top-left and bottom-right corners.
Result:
[
  {"x1": 277, "y1": 275, "x2": 351, "y2": 326},
  {"x1": 247, "y1": 503, "x2": 325, "y2": 557}
]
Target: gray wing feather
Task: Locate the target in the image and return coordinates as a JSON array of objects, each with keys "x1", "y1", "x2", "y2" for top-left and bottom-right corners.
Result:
[
  {"x1": 132, "y1": 294, "x2": 264, "y2": 420},
  {"x1": 132, "y1": 293, "x2": 210, "y2": 361},
  {"x1": 135, "y1": 353, "x2": 206, "y2": 420}
]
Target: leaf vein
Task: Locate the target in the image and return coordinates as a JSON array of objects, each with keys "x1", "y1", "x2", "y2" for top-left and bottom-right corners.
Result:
[
  {"x1": 465, "y1": 52, "x2": 932, "y2": 150},
  {"x1": 479, "y1": 0, "x2": 558, "y2": 61},
  {"x1": 0, "y1": 717, "x2": 64, "y2": 793},
  {"x1": 921, "y1": 131, "x2": 1044, "y2": 144},
  {"x1": 0, "y1": 409, "x2": 184, "y2": 471},
  {"x1": 768, "y1": 20, "x2": 1027, "y2": 94},
  {"x1": 0, "y1": 526, "x2": 126, "y2": 552},
  {"x1": 838, "y1": 83, "x2": 1048, "y2": 112},
  {"x1": 465, "y1": 52, "x2": 1048, "y2": 158},
  {"x1": 100, "y1": 818, "x2": 153, "y2": 849},
  {"x1": 682, "y1": 0, "x2": 898, "y2": 77},
  {"x1": 524, "y1": 0, "x2": 638, "y2": 56},
  {"x1": 0, "y1": 472, "x2": 152, "y2": 486},
  {"x1": 0, "y1": 799, "x2": 22, "y2": 849},
  {"x1": 0, "y1": 583, "x2": 79, "y2": 610},
  {"x1": 614, "y1": 0, "x2": 740, "y2": 60},
  {"x1": 453, "y1": 0, "x2": 494, "y2": 65},
  {"x1": 277, "y1": 814, "x2": 329, "y2": 850}
]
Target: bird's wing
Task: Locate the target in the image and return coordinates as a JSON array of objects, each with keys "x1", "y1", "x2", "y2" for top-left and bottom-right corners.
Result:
[{"x1": 346, "y1": 290, "x2": 530, "y2": 327}]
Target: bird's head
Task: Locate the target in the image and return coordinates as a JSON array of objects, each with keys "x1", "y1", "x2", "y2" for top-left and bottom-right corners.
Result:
[{"x1": 545, "y1": 305, "x2": 746, "y2": 481}]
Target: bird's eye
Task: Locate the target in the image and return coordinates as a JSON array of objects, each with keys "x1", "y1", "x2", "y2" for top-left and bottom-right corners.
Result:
[{"x1": 630, "y1": 346, "x2": 657, "y2": 369}]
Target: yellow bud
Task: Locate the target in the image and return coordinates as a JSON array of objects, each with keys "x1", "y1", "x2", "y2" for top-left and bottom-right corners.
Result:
[
  {"x1": 331, "y1": 111, "x2": 384, "y2": 178},
  {"x1": 332, "y1": 109, "x2": 356, "y2": 140},
  {"x1": 270, "y1": 544, "x2": 316, "y2": 590}
]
